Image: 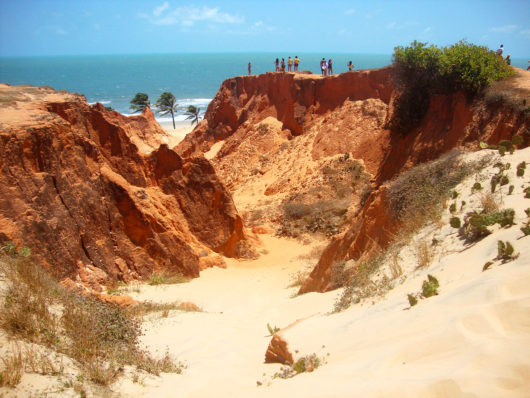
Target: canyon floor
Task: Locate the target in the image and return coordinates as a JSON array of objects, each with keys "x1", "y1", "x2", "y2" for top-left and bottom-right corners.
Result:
[{"x1": 120, "y1": 145, "x2": 529, "y2": 397}]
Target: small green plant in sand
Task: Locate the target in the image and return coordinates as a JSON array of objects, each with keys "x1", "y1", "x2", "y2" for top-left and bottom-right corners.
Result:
[
  {"x1": 450, "y1": 216, "x2": 461, "y2": 228},
  {"x1": 516, "y1": 161, "x2": 526, "y2": 177},
  {"x1": 272, "y1": 353, "x2": 324, "y2": 379},
  {"x1": 407, "y1": 294, "x2": 418, "y2": 307},
  {"x1": 497, "y1": 240, "x2": 516, "y2": 262},
  {"x1": 408, "y1": 275, "x2": 440, "y2": 307},
  {"x1": 422, "y1": 274, "x2": 440, "y2": 298},
  {"x1": 482, "y1": 261, "x2": 494, "y2": 271},
  {"x1": 267, "y1": 323, "x2": 280, "y2": 336},
  {"x1": 472, "y1": 182, "x2": 483, "y2": 192}
]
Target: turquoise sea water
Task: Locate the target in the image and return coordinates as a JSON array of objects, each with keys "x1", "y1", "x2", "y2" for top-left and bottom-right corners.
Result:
[
  {"x1": 0, "y1": 53, "x2": 391, "y2": 121},
  {"x1": 0, "y1": 53, "x2": 527, "y2": 122}
]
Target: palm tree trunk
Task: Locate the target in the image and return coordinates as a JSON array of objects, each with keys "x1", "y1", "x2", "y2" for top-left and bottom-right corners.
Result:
[{"x1": 171, "y1": 110, "x2": 175, "y2": 129}]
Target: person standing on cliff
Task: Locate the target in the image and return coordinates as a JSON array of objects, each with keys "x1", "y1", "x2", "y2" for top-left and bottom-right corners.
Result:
[
  {"x1": 320, "y1": 58, "x2": 327, "y2": 76},
  {"x1": 288, "y1": 56, "x2": 293, "y2": 71},
  {"x1": 496, "y1": 44, "x2": 504, "y2": 57},
  {"x1": 328, "y1": 59, "x2": 333, "y2": 75},
  {"x1": 275, "y1": 58, "x2": 279, "y2": 72},
  {"x1": 348, "y1": 61, "x2": 354, "y2": 71},
  {"x1": 281, "y1": 58, "x2": 286, "y2": 72},
  {"x1": 248, "y1": 62, "x2": 252, "y2": 75},
  {"x1": 294, "y1": 56, "x2": 300, "y2": 71}
]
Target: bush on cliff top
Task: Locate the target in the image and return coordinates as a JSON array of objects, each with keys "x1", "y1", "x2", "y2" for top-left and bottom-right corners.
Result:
[{"x1": 389, "y1": 40, "x2": 514, "y2": 133}]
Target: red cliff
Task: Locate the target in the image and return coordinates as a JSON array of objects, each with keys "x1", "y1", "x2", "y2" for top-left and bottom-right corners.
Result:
[
  {"x1": 0, "y1": 84, "x2": 249, "y2": 290},
  {"x1": 175, "y1": 68, "x2": 529, "y2": 294}
]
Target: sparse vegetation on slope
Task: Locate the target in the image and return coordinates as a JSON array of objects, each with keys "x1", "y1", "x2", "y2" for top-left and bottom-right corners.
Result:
[{"x1": 0, "y1": 243, "x2": 184, "y2": 389}]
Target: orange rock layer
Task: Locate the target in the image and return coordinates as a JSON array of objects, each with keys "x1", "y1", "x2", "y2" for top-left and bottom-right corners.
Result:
[
  {"x1": 0, "y1": 84, "x2": 248, "y2": 290},
  {"x1": 175, "y1": 69, "x2": 529, "y2": 294}
]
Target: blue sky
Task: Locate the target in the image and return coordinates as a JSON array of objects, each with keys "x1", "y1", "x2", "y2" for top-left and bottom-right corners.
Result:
[{"x1": 1, "y1": 0, "x2": 529, "y2": 57}]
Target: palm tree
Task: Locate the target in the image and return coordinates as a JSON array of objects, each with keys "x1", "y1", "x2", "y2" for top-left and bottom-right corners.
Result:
[
  {"x1": 129, "y1": 93, "x2": 150, "y2": 113},
  {"x1": 155, "y1": 92, "x2": 178, "y2": 129},
  {"x1": 185, "y1": 105, "x2": 201, "y2": 125}
]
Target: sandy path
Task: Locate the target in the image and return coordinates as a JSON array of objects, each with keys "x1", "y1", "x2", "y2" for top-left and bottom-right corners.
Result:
[{"x1": 119, "y1": 235, "x2": 334, "y2": 397}]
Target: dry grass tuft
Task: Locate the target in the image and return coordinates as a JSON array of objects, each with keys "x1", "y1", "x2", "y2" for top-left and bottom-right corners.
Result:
[
  {"x1": 0, "y1": 243, "x2": 185, "y2": 386},
  {"x1": 147, "y1": 271, "x2": 190, "y2": 286},
  {"x1": 0, "y1": 345, "x2": 24, "y2": 387},
  {"x1": 414, "y1": 239, "x2": 435, "y2": 269},
  {"x1": 387, "y1": 150, "x2": 490, "y2": 233},
  {"x1": 480, "y1": 192, "x2": 500, "y2": 214}
]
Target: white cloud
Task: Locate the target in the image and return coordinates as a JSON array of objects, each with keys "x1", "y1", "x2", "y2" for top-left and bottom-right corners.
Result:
[
  {"x1": 345, "y1": 8, "x2": 355, "y2": 15},
  {"x1": 140, "y1": 4, "x2": 244, "y2": 26},
  {"x1": 422, "y1": 26, "x2": 432, "y2": 34},
  {"x1": 490, "y1": 24, "x2": 519, "y2": 33},
  {"x1": 153, "y1": 2, "x2": 169, "y2": 17},
  {"x1": 519, "y1": 28, "x2": 530, "y2": 37}
]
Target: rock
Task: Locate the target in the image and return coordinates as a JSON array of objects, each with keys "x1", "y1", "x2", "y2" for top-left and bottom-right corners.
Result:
[
  {"x1": 0, "y1": 84, "x2": 250, "y2": 287},
  {"x1": 265, "y1": 334, "x2": 294, "y2": 365}
]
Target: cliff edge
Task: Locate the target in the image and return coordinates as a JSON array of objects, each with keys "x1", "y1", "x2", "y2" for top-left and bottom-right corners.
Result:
[{"x1": 0, "y1": 84, "x2": 249, "y2": 291}]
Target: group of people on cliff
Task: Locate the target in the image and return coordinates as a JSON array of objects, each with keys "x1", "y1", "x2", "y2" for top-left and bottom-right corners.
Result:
[
  {"x1": 271, "y1": 56, "x2": 301, "y2": 73},
  {"x1": 247, "y1": 56, "x2": 355, "y2": 76}
]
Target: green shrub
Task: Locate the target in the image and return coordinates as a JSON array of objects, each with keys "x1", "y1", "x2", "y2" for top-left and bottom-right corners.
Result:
[
  {"x1": 482, "y1": 261, "x2": 493, "y2": 271},
  {"x1": 517, "y1": 161, "x2": 526, "y2": 177},
  {"x1": 422, "y1": 279, "x2": 439, "y2": 298},
  {"x1": 500, "y1": 175, "x2": 509, "y2": 186},
  {"x1": 450, "y1": 216, "x2": 461, "y2": 228},
  {"x1": 521, "y1": 224, "x2": 530, "y2": 236},
  {"x1": 525, "y1": 208, "x2": 530, "y2": 217},
  {"x1": 389, "y1": 40, "x2": 514, "y2": 132},
  {"x1": 449, "y1": 202, "x2": 457, "y2": 213},
  {"x1": 472, "y1": 182, "x2": 482, "y2": 192},
  {"x1": 498, "y1": 140, "x2": 514, "y2": 154},
  {"x1": 524, "y1": 187, "x2": 530, "y2": 198},
  {"x1": 498, "y1": 146, "x2": 506, "y2": 156},
  {"x1": 451, "y1": 190, "x2": 458, "y2": 199},
  {"x1": 490, "y1": 175, "x2": 500, "y2": 192},
  {"x1": 512, "y1": 135, "x2": 523, "y2": 146},
  {"x1": 508, "y1": 185, "x2": 514, "y2": 195},
  {"x1": 407, "y1": 294, "x2": 418, "y2": 307}
]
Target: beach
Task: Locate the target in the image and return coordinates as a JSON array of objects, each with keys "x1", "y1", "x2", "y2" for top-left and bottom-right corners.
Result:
[{"x1": 158, "y1": 120, "x2": 194, "y2": 147}]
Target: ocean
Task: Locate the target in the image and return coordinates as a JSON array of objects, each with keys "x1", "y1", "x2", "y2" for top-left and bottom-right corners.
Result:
[{"x1": 0, "y1": 53, "x2": 527, "y2": 124}]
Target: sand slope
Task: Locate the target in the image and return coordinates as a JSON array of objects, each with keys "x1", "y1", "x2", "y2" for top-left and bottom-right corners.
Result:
[{"x1": 115, "y1": 147, "x2": 530, "y2": 397}]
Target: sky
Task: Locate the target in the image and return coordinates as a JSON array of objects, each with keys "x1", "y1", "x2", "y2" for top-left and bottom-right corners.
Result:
[{"x1": 0, "y1": 0, "x2": 529, "y2": 57}]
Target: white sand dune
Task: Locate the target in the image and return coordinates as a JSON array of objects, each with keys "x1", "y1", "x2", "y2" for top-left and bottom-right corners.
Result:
[{"x1": 118, "y1": 147, "x2": 530, "y2": 398}]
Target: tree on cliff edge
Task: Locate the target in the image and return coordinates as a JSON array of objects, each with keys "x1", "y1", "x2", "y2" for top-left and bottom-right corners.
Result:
[
  {"x1": 130, "y1": 93, "x2": 150, "y2": 113},
  {"x1": 155, "y1": 92, "x2": 178, "y2": 129}
]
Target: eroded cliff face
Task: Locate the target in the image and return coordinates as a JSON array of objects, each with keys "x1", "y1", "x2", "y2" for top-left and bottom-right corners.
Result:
[
  {"x1": 0, "y1": 84, "x2": 248, "y2": 291},
  {"x1": 175, "y1": 68, "x2": 529, "y2": 294}
]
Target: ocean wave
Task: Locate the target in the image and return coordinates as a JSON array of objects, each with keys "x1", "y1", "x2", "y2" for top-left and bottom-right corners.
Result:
[{"x1": 88, "y1": 100, "x2": 112, "y2": 105}]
